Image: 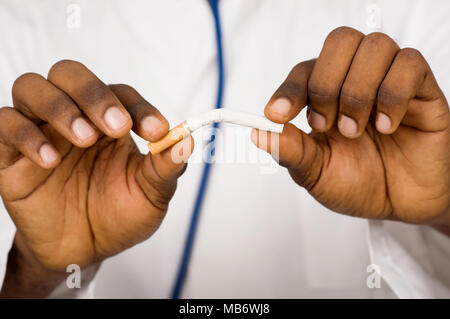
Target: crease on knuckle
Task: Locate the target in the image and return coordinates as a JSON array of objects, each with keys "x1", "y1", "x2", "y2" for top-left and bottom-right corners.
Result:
[
  {"x1": 377, "y1": 85, "x2": 406, "y2": 108},
  {"x1": 79, "y1": 79, "x2": 113, "y2": 108},
  {"x1": 308, "y1": 82, "x2": 339, "y2": 105},
  {"x1": 278, "y1": 81, "x2": 307, "y2": 104},
  {"x1": 340, "y1": 92, "x2": 373, "y2": 114},
  {"x1": 45, "y1": 94, "x2": 79, "y2": 121},
  {"x1": 13, "y1": 122, "x2": 41, "y2": 149}
]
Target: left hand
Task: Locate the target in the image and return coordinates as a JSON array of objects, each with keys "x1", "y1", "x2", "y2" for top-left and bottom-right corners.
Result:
[{"x1": 253, "y1": 27, "x2": 450, "y2": 229}]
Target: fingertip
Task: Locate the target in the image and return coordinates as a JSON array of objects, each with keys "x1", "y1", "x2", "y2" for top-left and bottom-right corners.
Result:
[
  {"x1": 250, "y1": 128, "x2": 258, "y2": 146},
  {"x1": 141, "y1": 115, "x2": 170, "y2": 142},
  {"x1": 71, "y1": 117, "x2": 99, "y2": 147},
  {"x1": 307, "y1": 109, "x2": 327, "y2": 132},
  {"x1": 104, "y1": 106, "x2": 133, "y2": 138},
  {"x1": 273, "y1": 123, "x2": 306, "y2": 168},
  {"x1": 264, "y1": 97, "x2": 292, "y2": 123},
  {"x1": 376, "y1": 112, "x2": 394, "y2": 134},
  {"x1": 161, "y1": 136, "x2": 194, "y2": 165},
  {"x1": 39, "y1": 143, "x2": 61, "y2": 168},
  {"x1": 177, "y1": 136, "x2": 195, "y2": 160},
  {"x1": 250, "y1": 128, "x2": 280, "y2": 154},
  {"x1": 337, "y1": 114, "x2": 360, "y2": 138},
  {"x1": 150, "y1": 136, "x2": 193, "y2": 180}
]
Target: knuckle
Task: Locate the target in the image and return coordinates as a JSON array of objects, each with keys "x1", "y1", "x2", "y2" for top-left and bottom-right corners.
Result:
[
  {"x1": 45, "y1": 94, "x2": 78, "y2": 120},
  {"x1": 399, "y1": 47, "x2": 422, "y2": 58},
  {"x1": 48, "y1": 59, "x2": 84, "y2": 80},
  {"x1": 12, "y1": 72, "x2": 41, "y2": 97},
  {"x1": 109, "y1": 83, "x2": 133, "y2": 91},
  {"x1": 377, "y1": 85, "x2": 406, "y2": 108},
  {"x1": 79, "y1": 79, "x2": 112, "y2": 106},
  {"x1": 340, "y1": 91, "x2": 373, "y2": 114},
  {"x1": 398, "y1": 48, "x2": 424, "y2": 63},
  {"x1": 327, "y1": 26, "x2": 363, "y2": 42},
  {"x1": 308, "y1": 81, "x2": 339, "y2": 104},
  {"x1": 278, "y1": 80, "x2": 307, "y2": 103},
  {"x1": 290, "y1": 60, "x2": 312, "y2": 74},
  {"x1": 13, "y1": 121, "x2": 38, "y2": 145},
  {"x1": 278, "y1": 60, "x2": 315, "y2": 104},
  {"x1": 364, "y1": 32, "x2": 397, "y2": 49},
  {"x1": 288, "y1": 62, "x2": 311, "y2": 83}
]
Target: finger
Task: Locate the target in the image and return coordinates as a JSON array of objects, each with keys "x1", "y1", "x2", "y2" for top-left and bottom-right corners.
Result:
[
  {"x1": 150, "y1": 136, "x2": 194, "y2": 181},
  {"x1": 109, "y1": 84, "x2": 170, "y2": 142},
  {"x1": 251, "y1": 124, "x2": 324, "y2": 191},
  {"x1": 136, "y1": 137, "x2": 194, "y2": 206},
  {"x1": 376, "y1": 48, "x2": 447, "y2": 133},
  {"x1": 307, "y1": 27, "x2": 364, "y2": 132},
  {"x1": 264, "y1": 60, "x2": 315, "y2": 123},
  {"x1": 47, "y1": 60, "x2": 132, "y2": 138},
  {"x1": 338, "y1": 32, "x2": 399, "y2": 138},
  {"x1": 0, "y1": 107, "x2": 60, "y2": 169},
  {"x1": 12, "y1": 72, "x2": 99, "y2": 147}
]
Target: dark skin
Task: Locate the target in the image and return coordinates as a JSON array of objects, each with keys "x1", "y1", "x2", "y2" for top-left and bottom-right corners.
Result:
[
  {"x1": 253, "y1": 27, "x2": 450, "y2": 230},
  {"x1": 0, "y1": 27, "x2": 449, "y2": 298},
  {"x1": 0, "y1": 60, "x2": 193, "y2": 298}
]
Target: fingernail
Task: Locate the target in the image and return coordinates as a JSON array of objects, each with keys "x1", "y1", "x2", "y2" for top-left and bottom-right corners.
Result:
[
  {"x1": 338, "y1": 115, "x2": 358, "y2": 137},
  {"x1": 104, "y1": 107, "x2": 129, "y2": 131},
  {"x1": 250, "y1": 128, "x2": 258, "y2": 145},
  {"x1": 72, "y1": 117, "x2": 95, "y2": 141},
  {"x1": 268, "y1": 98, "x2": 291, "y2": 116},
  {"x1": 376, "y1": 112, "x2": 391, "y2": 133},
  {"x1": 308, "y1": 110, "x2": 326, "y2": 131},
  {"x1": 178, "y1": 137, "x2": 193, "y2": 159},
  {"x1": 251, "y1": 129, "x2": 269, "y2": 150},
  {"x1": 171, "y1": 137, "x2": 193, "y2": 164},
  {"x1": 142, "y1": 115, "x2": 162, "y2": 134},
  {"x1": 39, "y1": 144, "x2": 59, "y2": 164}
]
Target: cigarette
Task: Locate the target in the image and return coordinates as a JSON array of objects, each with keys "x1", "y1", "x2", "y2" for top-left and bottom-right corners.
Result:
[{"x1": 147, "y1": 109, "x2": 284, "y2": 154}]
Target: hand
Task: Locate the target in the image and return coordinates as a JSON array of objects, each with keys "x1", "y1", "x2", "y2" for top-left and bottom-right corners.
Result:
[
  {"x1": 0, "y1": 60, "x2": 193, "y2": 297},
  {"x1": 253, "y1": 27, "x2": 450, "y2": 227}
]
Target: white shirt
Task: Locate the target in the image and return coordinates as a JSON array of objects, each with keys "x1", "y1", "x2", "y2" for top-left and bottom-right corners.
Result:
[{"x1": 0, "y1": 0, "x2": 449, "y2": 298}]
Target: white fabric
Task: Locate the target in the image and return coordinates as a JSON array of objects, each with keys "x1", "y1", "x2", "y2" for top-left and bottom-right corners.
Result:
[
  {"x1": 368, "y1": 221, "x2": 450, "y2": 298},
  {"x1": 0, "y1": 0, "x2": 448, "y2": 298}
]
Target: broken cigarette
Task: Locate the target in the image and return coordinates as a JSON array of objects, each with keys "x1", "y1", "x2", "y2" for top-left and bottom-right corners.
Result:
[{"x1": 147, "y1": 109, "x2": 284, "y2": 154}]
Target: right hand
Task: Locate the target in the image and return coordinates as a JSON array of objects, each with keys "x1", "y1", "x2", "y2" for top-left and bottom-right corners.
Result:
[{"x1": 0, "y1": 60, "x2": 193, "y2": 273}]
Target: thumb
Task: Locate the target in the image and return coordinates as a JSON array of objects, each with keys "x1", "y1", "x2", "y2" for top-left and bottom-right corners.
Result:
[
  {"x1": 137, "y1": 137, "x2": 194, "y2": 207},
  {"x1": 147, "y1": 136, "x2": 194, "y2": 181},
  {"x1": 251, "y1": 123, "x2": 324, "y2": 191}
]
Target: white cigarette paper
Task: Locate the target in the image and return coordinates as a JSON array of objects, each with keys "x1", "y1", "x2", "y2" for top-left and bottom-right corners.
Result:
[{"x1": 147, "y1": 109, "x2": 284, "y2": 154}]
